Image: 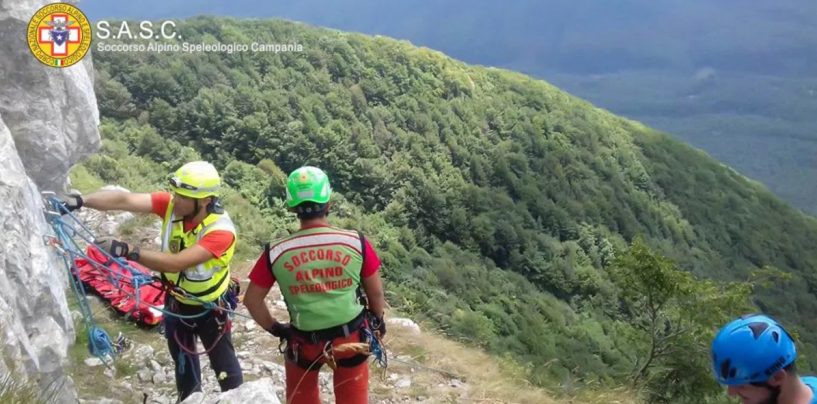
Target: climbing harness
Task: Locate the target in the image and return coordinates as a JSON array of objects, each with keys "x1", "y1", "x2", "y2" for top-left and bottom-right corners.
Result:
[{"x1": 284, "y1": 322, "x2": 389, "y2": 403}]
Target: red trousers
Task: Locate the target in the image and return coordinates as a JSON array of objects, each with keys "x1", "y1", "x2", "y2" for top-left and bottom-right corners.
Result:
[{"x1": 284, "y1": 330, "x2": 369, "y2": 404}]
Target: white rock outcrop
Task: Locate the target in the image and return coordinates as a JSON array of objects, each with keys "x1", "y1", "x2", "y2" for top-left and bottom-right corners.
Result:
[
  {"x1": 388, "y1": 317, "x2": 421, "y2": 335},
  {"x1": 181, "y1": 379, "x2": 283, "y2": 404},
  {"x1": 0, "y1": 0, "x2": 100, "y2": 400}
]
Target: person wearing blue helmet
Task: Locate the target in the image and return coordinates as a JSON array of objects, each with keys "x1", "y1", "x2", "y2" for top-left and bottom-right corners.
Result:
[{"x1": 711, "y1": 313, "x2": 817, "y2": 404}]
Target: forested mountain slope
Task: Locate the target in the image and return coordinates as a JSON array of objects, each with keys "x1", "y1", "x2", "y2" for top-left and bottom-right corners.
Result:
[{"x1": 77, "y1": 17, "x2": 817, "y2": 402}]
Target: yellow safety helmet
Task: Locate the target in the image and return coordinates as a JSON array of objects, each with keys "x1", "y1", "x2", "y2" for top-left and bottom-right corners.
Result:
[{"x1": 168, "y1": 161, "x2": 221, "y2": 199}]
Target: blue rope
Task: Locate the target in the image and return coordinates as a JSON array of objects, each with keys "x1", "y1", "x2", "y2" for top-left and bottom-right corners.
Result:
[
  {"x1": 50, "y1": 217, "x2": 116, "y2": 361},
  {"x1": 43, "y1": 196, "x2": 217, "y2": 320},
  {"x1": 362, "y1": 328, "x2": 388, "y2": 368},
  {"x1": 89, "y1": 326, "x2": 115, "y2": 358},
  {"x1": 178, "y1": 352, "x2": 186, "y2": 375}
]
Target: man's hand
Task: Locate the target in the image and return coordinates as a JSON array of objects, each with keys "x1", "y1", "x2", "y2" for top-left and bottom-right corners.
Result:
[
  {"x1": 370, "y1": 313, "x2": 386, "y2": 338},
  {"x1": 57, "y1": 193, "x2": 83, "y2": 213},
  {"x1": 95, "y1": 237, "x2": 138, "y2": 260},
  {"x1": 267, "y1": 321, "x2": 292, "y2": 339}
]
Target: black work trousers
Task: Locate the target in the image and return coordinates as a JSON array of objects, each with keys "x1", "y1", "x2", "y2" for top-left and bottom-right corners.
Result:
[{"x1": 164, "y1": 296, "x2": 243, "y2": 401}]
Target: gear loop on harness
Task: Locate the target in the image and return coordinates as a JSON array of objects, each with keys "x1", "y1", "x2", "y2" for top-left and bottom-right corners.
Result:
[{"x1": 279, "y1": 309, "x2": 389, "y2": 374}]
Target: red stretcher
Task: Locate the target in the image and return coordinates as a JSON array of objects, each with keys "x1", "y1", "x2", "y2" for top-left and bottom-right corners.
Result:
[{"x1": 73, "y1": 245, "x2": 166, "y2": 326}]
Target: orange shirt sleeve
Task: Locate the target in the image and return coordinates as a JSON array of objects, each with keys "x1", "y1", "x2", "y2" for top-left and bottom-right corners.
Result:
[
  {"x1": 196, "y1": 230, "x2": 235, "y2": 258},
  {"x1": 150, "y1": 192, "x2": 172, "y2": 218},
  {"x1": 361, "y1": 237, "x2": 382, "y2": 278},
  {"x1": 248, "y1": 249, "x2": 276, "y2": 288}
]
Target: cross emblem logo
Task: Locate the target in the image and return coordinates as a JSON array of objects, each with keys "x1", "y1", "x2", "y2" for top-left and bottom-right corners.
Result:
[
  {"x1": 27, "y1": 3, "x2": 91, "y2": 68},
  {"x1": 37, "y1": 14, "x2": 80, "y2": 57}
]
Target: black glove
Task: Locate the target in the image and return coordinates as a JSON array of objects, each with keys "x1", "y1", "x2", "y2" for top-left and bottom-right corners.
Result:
[
  {"x1": 267, "y1": 321, "x2": 292, "y2": 339},
  {"x1": 95, "y1": 237, "x2": 139, "y2": 260},
  {"x1": 370, "y1": 314, "x2": 386, "y2": 338},
  {"x1": 58, "y1": 193, "x2": 83, "y2": 213}
]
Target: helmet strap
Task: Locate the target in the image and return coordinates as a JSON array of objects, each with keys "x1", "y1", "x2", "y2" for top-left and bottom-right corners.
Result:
[
  {"x1": 206, "y1": 197, "x2": 224, "y2": 214},
  {"x1": 181, "y1": 196, "x2": 222, "y2": 224},
  {"x1": 749, "y1": 382, "x2": 781, "y2": 404},
  {"x1": 296, "y1": 202, "x2": 329, "y2": 220},
  {"x1": 182, "y1": 198, "x2": 199, "y2": 223},
  {"x1": 765, "y1": 385, "x2": 781, "y2": 404}
]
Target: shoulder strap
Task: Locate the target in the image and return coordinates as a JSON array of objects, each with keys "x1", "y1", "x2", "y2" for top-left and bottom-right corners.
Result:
[
  {"x1": 264, "y1": 242, "x2": 272, "y2": 273},
  {"x1": 357, "y1": 230, "x2": 366, "y2": 270},
  {"x1": 356, "y1": 230, "x2": 369, "y2": 308}
]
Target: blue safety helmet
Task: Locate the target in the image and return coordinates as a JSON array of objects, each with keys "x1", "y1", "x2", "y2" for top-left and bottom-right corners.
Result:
[{"x1": 711, "y1": 314, "x2": 797, "y2": 385}]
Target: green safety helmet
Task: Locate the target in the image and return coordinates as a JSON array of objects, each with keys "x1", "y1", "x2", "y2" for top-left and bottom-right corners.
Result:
[
  {"x1": 168, "y1": 161, "x2": 221, "y2": 199},
  {"x1": 286, "y1": 166, "x2": 332, "y2": 208}
]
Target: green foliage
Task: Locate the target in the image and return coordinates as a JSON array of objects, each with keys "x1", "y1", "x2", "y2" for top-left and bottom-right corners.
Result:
[
  {"x1": 0, "y1": 373, "x2": 60, "y2": 404},
  {"x1": 222, "y1": 161, "x2": 272, "y2": 207},
  {"x1": 117, "y1": 215, "x2": 159, "y2": 238},
  {"x1": 113, "y1": 360, "x2": 137, "y2": 379},
  {"x1": 611, "y1": 237, "x2": 752, "y2": 402},
  {"x1": 79, "y1": 17, "x2": 817, "y2": 402},
  {"x1": 547, "y1": 71, "x2": 817, "y2": 216},
  {"x1": 68, "y1": 165, "x2": 105, "y2": 194}
]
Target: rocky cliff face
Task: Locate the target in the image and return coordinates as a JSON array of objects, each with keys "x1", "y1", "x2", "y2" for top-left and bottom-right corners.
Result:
[
  {"x1": 0, "y1": 0, "x2": 100, "y2": 191},
  {"x1": 0, "y1": 0, "x2": 100, "y2": 399}
]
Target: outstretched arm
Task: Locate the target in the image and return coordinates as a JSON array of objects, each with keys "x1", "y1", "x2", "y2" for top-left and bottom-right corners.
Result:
[
  {"x1": 136, "y1": 244, "x2": 213, "y2": 274},
  {"x1": 82, "y1": 190, "x2": 154, "y2": 214}
]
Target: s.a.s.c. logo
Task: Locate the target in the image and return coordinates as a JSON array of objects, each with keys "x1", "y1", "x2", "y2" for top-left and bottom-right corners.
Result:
[{"x1": 27, "y1": 3, "x2": 92, "y2": 68}]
